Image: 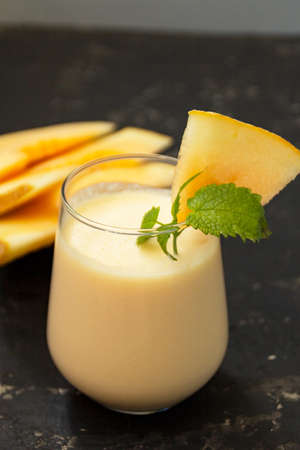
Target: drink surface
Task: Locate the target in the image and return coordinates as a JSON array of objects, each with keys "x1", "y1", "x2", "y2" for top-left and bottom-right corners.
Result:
[
  {"x1": 65, "y1": 186, "x2": 219, "y2": 276},
  {"x1": 47, "y1": 185, "x2": 228, "y2": 413}
]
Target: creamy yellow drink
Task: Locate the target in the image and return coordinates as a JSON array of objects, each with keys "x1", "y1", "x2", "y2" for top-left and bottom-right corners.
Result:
[{"x1": 47, "y1": 185, "x2": 228, "y2": 413}]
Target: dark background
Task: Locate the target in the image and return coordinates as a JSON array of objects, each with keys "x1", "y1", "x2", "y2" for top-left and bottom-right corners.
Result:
[{"x1": 1, "y1": 27, "x2": 300, "y2": 449}]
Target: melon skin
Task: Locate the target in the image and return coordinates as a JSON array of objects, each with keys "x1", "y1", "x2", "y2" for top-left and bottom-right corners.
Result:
[{"x1": 172, "y1": 111, "x2": 300, "y2": 221}]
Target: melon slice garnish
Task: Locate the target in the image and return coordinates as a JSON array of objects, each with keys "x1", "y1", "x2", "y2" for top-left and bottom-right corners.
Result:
[{"x1": 172, "y1": 111, "x2": 300, "y2": 222}]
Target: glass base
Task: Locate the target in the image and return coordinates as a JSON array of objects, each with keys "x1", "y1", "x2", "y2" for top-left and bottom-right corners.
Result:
[{"x1": 107, "y1": 406, "x2": 169, "y2": 415}]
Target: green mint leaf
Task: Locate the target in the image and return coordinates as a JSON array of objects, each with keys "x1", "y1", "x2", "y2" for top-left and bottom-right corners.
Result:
[
  {"x1": 171, "y1": 172, "x2": 202, "y2": 223},
  {"x1": 157, "y1": 232, "x2": 173, "y2": 259},
  {"x1": 186, "y1": 183, "x2": 270, "y2": 242},
  {"x1": 137, "y1": 235, "x2": 154, "y2": 245},
  {"x1": 157, "y1": 224, "x2": 179, "y2": 260},
  {"x1": 172, "y1": 230, "x2": 179, "y2": 255},
  {"x1": 137, "y1": 206, "x2": 160, "y2": 245},
  {"x1": 172, "y1": 225, "x2": 187, "y2": 255},
  {"x1": 140, "y1": 206, "x2": 160, "y2": 229}
]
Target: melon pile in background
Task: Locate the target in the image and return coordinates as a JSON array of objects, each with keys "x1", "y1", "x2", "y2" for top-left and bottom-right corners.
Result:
[{"x1": 0, "y1": 122, "x2": 174, "y2": 265}]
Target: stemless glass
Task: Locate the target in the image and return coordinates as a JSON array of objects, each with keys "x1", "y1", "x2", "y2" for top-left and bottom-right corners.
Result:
[{"x1": 47, "y1": 154, "x2": 228, "y2": 415}]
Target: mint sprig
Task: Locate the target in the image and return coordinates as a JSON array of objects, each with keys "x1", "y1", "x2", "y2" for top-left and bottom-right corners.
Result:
[
  {"x1": 186, "y1": 183, "x2": 271, "y2": 242},
  {"x1": 137, "y1": 173, "x2": 200, "y2": 259},
  {"x1": 137, "y1": 175, "x2": 271, "y2": 260}
]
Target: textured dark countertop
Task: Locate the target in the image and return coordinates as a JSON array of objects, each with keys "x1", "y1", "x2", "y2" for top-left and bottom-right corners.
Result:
[{"x1": 1, "y1": 27, "x2": 300, "y2": 450}]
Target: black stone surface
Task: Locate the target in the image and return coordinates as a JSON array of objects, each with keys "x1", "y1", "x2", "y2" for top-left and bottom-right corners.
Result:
[{"x1": 1, "y1": 26, "x2": 300, "y2": 450}]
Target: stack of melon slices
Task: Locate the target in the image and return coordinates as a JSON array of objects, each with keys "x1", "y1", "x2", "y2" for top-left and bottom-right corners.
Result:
[{"x1": 0, "y1": 122, "x2": 174, "y2": 265}]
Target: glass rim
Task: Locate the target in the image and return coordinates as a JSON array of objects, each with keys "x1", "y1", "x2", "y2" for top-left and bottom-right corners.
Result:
[{"x1": 61, "y1": 153, "x2": 184, "y2": 236}]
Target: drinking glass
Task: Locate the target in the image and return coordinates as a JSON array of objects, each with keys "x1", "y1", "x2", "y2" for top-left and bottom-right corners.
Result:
[{"x1": 47, "y1": 154, "x2": 228, "y2": 414}]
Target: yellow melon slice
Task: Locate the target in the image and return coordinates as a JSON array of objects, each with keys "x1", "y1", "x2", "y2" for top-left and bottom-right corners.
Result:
[
  {"x1": 32, "y1": 126, "x2": 173, "y2": 173},
  {"x1": 82, "y1": 127, "x2": 173, "y2": 155},
  {"x1": 0, "y1": 187, "x2": 60, "y2": 265},
  {"x1": 172, "y1": 110, "x2": 300, "y2": 221},
  {"x1": 0, "y1": 121, "x2": 115, "y2": 181},
  {"x1": 0, "y1": 127, "x2": 173, "y2": 216},
  {"x1": 0, "y1": 166, "x2": 70, "y2": 215}
]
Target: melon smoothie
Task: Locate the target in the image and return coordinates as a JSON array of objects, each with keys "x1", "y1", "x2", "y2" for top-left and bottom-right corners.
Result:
[
  {"x1": 47, "y1": 154, "x2": 228, "y2": 414},
  {"x1": 47, "y1": 110, "x2": 300, "y2": 414}
]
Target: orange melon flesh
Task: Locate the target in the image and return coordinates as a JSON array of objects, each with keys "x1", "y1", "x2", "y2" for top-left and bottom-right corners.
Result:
[
  {"x1": 0, "y1": 187, "x2": 60, "y2": 265},
  {"x1": 0, "y1": 121, "x2": 115, "y2": 181},
  {"x1": 0, "y1": 167, "x2": 71, "y2": 216},
  {"x1": 78, "y1": 127, "x2": 173, "y2": 156},
  {"x1": 32, "y1": 126, "x2": 173, "y2": 173},
  {"x1": 172, "y1": 110, "x2": 300, "y2": 222},
  {"x1": 0, "y1": 127, "x2": 173, "y2": 217}
]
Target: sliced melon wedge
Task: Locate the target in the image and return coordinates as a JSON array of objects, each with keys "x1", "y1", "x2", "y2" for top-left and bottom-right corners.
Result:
[
  {"x1": 0, "y1": 127, "x2": 173, "y2": 216},
  {"x1": 0, "y1": 187, "x2": 60, "y2": 265},
  {"x1": 172, "y1": 111, "x2": 300, "y2": 221},
  {"x1": 33, "y1": 126, "x2": 173, "y2": 172},
  {"x1": 0, "y1": 121, "x2": 115, "y2": 181},
  {"x1": 0, "y1": 167, "x2": 70, "y2": 215}
]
